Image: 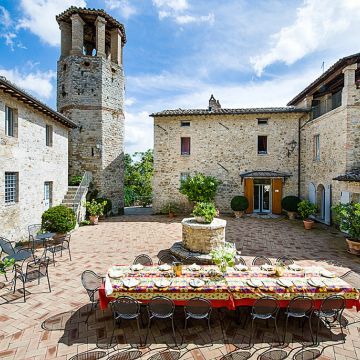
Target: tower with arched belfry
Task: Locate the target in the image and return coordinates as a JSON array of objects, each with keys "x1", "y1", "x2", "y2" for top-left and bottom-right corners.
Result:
[{"x1": 56, "y1": 7, "x2": 126, "y2": 214}]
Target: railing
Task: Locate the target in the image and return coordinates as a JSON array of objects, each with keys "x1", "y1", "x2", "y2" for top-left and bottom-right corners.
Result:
[
  {"x1": 71, "y1": 171, "x2": 92, "y2": 222},
  {"x1": 311, "y1": 90, "x2": 342, "y2": 120}
]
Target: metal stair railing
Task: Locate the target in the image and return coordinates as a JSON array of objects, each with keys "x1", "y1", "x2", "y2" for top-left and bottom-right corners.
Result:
[{"x1": 71, "y1": 171, "x2": 92, "y2": 222}]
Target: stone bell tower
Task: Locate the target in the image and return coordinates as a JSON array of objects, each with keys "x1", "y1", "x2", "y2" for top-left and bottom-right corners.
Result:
[{"x1": 56, "y1": 7, "x2": 126, "y2": 213}]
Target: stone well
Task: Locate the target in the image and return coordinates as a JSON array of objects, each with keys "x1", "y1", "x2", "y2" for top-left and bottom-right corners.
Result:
[{"x1": 181, "y1": 217, "x2": 226, "y2": 254}]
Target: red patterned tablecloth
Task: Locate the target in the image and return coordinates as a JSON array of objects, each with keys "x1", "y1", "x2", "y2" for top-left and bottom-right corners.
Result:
[{"x1": 98, "y1": 265, "x2": 360, "y2": 311}]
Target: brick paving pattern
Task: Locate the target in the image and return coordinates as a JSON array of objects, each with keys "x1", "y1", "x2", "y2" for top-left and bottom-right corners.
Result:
[{"x1": 1, "y1": 214, "x2": 360, "y2": 360}]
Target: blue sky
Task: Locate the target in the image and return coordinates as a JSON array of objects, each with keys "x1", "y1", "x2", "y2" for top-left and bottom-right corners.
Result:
[{"x1": 1, "y1": 0, "x2": 360, "y2": 153}]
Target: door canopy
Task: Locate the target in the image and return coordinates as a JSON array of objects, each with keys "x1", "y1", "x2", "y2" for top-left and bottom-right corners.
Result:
[{"x1": 240, "y1": 170, "x2": 292, "y2": 184}]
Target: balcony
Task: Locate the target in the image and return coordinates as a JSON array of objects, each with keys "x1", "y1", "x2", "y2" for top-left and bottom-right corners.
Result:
[{"x1": 311, "y1": 90, "x2": 342, "y2": 120}]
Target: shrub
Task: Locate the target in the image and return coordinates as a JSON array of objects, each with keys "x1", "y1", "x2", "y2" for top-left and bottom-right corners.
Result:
[
  {"x1": 281, "y1": 196, "x2": 301, "y2": 212},
  {"x1": 96, "y1": 197, "x2": 112, "y2": 215},
  {"x1": 42, "y1": 205, "x2": 76, "y2": 233},
  {"x1": 179, "y1": 173, "x2": 221, "y2": 203},
  {"x1": 80, "y1": 220, "x2": 91, "y2": 226},
  {"x1": 69, "y1": 175, "x2": 82, "y2": 186},
  {"x1": 86, "y1": 199, "x2": 107, "y2": 217},
  {"x1": 333, "y1": 202, "x2": 360, "y2": 241},
  {"x1": 160, "y1": 202, "x2": 181, "y2": 215},
  {"x1": 297, "y1": 200, "x2": 318, "y2": 220},
  {"x1": 230, "y1": 196, "x2": 249, "y2": 211},
  {"x1": 192, "y1": 202, "x2": 217, "y2": 223}
]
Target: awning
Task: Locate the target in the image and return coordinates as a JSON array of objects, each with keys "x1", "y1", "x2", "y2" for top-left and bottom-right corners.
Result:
[
  {"x1": 240, "y1": 170, "x2": 292, "y2": 183},
  {"x1": 333, "y1": 169, "x2": 360, "y2": 182}
]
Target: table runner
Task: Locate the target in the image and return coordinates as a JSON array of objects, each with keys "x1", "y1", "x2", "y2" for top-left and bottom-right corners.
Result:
[{"x1": 98, "y1": 265, "x2": 360, "y2": 311}]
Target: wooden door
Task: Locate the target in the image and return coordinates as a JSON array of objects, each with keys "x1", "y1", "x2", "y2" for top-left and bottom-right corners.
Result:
[
  {"x1": 244, "y1": 178, "x2": 254, "y2": 213},
  {"x1": 271, "y1": 178, "x2": 282, "y2": 214}
]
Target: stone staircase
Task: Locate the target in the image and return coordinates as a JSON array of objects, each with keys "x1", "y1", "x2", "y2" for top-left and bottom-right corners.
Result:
[{"x1": 61, "y1": 186, "x2": 82, "y2": 210}]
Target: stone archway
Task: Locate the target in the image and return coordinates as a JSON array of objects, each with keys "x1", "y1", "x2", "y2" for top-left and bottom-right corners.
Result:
[{"x1": 317, "y1": 184, "x2": 325, "y2": 220}]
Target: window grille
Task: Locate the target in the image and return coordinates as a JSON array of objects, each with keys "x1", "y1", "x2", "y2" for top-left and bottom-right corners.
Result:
[{"x1": 5, "y1": 172, "x2": 18, "y2": 203}]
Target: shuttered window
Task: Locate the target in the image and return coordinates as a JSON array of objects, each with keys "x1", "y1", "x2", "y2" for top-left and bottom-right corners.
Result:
[
  {"x1": 181, "y1": 137, "x2": 190, "y2": 155},
  {"x1": 257, "y1": 136, "x2": 267, "y2": 154}
]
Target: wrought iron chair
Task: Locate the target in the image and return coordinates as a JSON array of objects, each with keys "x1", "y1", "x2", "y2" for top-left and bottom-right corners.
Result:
[
  {"x1": 183, "y1": 297, "x2": 212, "y2": 344},
  {"x1": 133, "y1": 254, "x2": 153, "y2": 266},
  {"x1": 283, "y1": 296, "x2": 314, "y2": 344},
  {"x1": 252, "y1": 256, "x2": 272, "y2": 266},
  {"x1": 145, "y1": 296, "x2": 176, "y2": 345},
  {"x1": 158, "y1": 254, "x2": 177, "y2": 265},
  {"x1": 276, "y1": 256, "x2": 294, "y2": 266},
  {"x1": 248, "y1": 296, "x2": 280, "y2": 346},
  {"x1": 28, "y1": 224, "x2": 42, "y2": 250},
  {"x1": 340, "y1": 271, "x2": 360, "y2": 291},
  {"x1": 234, "y1": 256, "x2": 247, "y2": 266},
  {"x1": 183, "y1": 256, "x2": 201, "y2": 265},
  {"x1": 313, "y1": 295, "x2": 346, "y2": 345},
  {"x1": 0, "y1": 237, "x2": 34, "y2": 264},
  {"x1": 81, "y1": 270, "x2": 104, "y2": 323},
  {"x1": 13, "y1": 256, "x2": 51, "y2": 302},
  {"x1": 110, "y1": 296, "x2": 142, "y2": 344},
  {"x1": 45, "y1": 234, "x2": 71, "y2": 266}
]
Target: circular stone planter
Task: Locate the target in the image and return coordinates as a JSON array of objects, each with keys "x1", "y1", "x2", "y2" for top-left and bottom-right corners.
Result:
[{"x1": 181, "y1": 217, "x2": 226, "y2": 254}]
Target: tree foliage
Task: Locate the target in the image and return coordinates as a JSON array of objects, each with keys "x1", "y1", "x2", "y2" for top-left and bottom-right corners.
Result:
[{"x1": 124, "y1": 149, "x2": 154, "y2": 207}]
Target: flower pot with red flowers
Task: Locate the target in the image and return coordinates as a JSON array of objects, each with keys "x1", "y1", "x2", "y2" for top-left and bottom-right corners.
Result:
[{"x1": 297, "y1": 200, "x2": 318, "y2": 230}]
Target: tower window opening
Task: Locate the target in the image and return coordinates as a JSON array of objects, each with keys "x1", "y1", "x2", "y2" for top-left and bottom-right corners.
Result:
[
  {"x1": 62, "y1": 64, "x2": 67, "y2": 71},
  {"x1": 91, "y1": 147, "x2": 95, "y2": 157}
]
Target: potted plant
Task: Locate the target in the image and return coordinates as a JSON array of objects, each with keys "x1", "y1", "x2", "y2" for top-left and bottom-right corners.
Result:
[
  {"x1": 42, "y1": 205, "x2": 77, "y2": 236},
  {"x1": 0, "y1": 258, "x2": 14, "y2": 276},
  {"x1": 210, "y1": 243, "x2": 236, "y2": 273},
  {"x1": 192, "y1": 202, "x2": 218, "y2": 224},
  {"x1": 95, "y1": 197, "x2": 112, "y2": 218},
  {"x1": 230, "y1": 195, "x2": 249, "y2": 218},
  {"x1": 281, "y1": 196, "x2": 301, "y2": 219},
  {"x1": 333, "y1": 203, "x2": 360, "y2": 255},
  {"x1": 297, "y1": 200, "x2": 318, "y2": 229},
  {"x1": 86, "y1": 199, "x2": 107, "y2": 225}
]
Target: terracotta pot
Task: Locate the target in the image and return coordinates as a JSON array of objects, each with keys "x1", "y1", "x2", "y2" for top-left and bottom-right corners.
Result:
[
  {"x1": 287, "y1": 211, "x2": 296, "y2": 220},
  {"x1": 346, "y1": 238, "x2": 360, "y2": 255},
  {"x1": 234, "y1": 211, "x2": 244, "y2": 218},
  {"x1": 303, "y1": 219, "x2": 314, "y2": 230},
  {"x1": 89, "y1": 215, "x2": 99, "y2": 225}
]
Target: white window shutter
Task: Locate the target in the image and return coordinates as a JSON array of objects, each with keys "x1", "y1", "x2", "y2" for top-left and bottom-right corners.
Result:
[
  {"x1": 340, "y1": 191, "x2": 350, "y2": 204},
  {"x1": 324, "y1": 184, "x2": 331, "y2": 225},
  {"x1": 308, "y1": 183, "x2": 316, "y2": 204}
]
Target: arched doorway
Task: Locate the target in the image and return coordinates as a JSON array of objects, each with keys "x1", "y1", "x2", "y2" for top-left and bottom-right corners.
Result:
[{"x1": 317, "y1": 184, "x2": 325, "y2": 220}]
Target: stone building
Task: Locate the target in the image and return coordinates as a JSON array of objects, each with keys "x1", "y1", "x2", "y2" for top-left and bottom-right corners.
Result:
[
  {"x1": 151, "y1": 53, "x2": 360, "y2": 223},
  {"x1": 0, "y1": 76, "x2": 76, "y2": 241},
  {"x1": 56, "y1": 7, "x2": 126, "y2": 213}
]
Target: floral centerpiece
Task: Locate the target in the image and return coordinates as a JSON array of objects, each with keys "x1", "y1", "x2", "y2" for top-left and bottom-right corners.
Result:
[{"x1": 210, "y1": 243, "x2": 236, "y2": 273}]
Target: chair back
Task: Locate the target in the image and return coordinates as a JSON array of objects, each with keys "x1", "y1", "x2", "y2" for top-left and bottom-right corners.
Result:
[
  {"x1": 252, "y1": 256, "x2": 272, "y2": 266},
  {"x1": 133, "y1": 254, "x2": 153, "y2": 266},
  {"x1": 111, "y1": 296, "x2": 140, "y2": 318},
  {"x1": 340, "y1": 271, "x2": 360, "y2": 291},
  {"x1": 234, "y1": 256, "x2": 246, "y2": 266},
  {"x1": 158, "y1": 254, "x2": 177, "y2": 265},
  {"x1": 276, "y1": 256, "x2": 294, "y2": 266},
  {"x1": 81, "y1": 270, "x2": 103, "y2": 301},
  {"x1": 183, "y1": 256, "x2": 201, "y2": 265},
  {"x1": 0, "y1": 237, "x2": 15, "y2": 256},
  {"x1": 148, "y1": 296, "x2": 175, "y2": 318},
  {"x1": 28, "y1": 224, "x2": 41, "y2": 239},
  {"x1": 185, "y1": 297, "x2": 212, "y2": 317},
  {"x1": 287, "y1": 296, "x2": 313, "y2": 316},
  {"x1": 252, "y1": 296, "x2": 279, "y2": 317},
  {"x1": 320, "y1": 295, "x2": 345, "y2": 316}
]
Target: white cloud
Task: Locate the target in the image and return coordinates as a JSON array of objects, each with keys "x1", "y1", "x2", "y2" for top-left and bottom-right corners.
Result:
[
  {"x1": 250, "y1": 0, "x2": 360, "y2": 76},
  {"x1": 125, "y1": 97, "x2": 136, "y2": 106},
  {"x1": 152, "y1": 0, "x2": 214, "y2": 25},
  {"x1": 0, "y1": 68, "x2": 56, "y2": 99},
  {"x1": 0, "y1": 5, "x2": 11, "y2": 27},
  {"x1": 17, "y1": 0, "x2": 86, "y2": 46},
  {"x1": 105, "y1": 0, "x2": 136, "y2": 19},
  {"x1": 125, "y1": 111, "x2": 153, "y2": 153}
]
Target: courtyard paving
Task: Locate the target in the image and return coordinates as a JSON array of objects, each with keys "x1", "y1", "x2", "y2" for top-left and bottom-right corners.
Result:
[{"x1": 1, "y1": 214, "x2": 360, "y2": 360}]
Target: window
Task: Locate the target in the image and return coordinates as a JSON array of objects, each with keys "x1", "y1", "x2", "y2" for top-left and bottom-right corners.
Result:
[
  {"x1": 181, "y1": 137, "x2": 190, "y2": 155},
  {"x1": 5, "y1": 106, "x2": 15, "y2": 137},
  {"x1": 257, "y1": 136, "x2": 267, "y2": 154},
  {"x1": 257, "y1": 118, "x2": 268, "y2": 125},
  {"x1": 46, "y1": 125, "x2": 53, "y2": 146},
  {"x1": 314, "y1": 134, "x2": 320, "y2": 160},
  {"x1": 180, "y1": 172, "x2": 190, "y2": 183},
  {"x1": 5, "y1": 172, "x2": 18, "y2": 203},
  {"x1": 181, "y1": 121, "x2": 190, "y2": 127}
]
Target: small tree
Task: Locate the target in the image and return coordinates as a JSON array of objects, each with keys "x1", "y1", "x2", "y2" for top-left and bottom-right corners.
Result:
[
  {"x1": 179, "y1": 173, "x2": 221, "y2": 203},
  {"x1": 297, "y1": 200, "x2": 317, "y2": 220}
]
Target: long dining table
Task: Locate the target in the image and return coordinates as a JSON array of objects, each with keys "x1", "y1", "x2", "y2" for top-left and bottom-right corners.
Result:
[{"x1": 98, "y1": 264, "x2": 360, "y2": 311}]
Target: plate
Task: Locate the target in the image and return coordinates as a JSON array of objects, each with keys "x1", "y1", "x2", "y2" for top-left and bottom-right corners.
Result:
[
  {"x1": 108, "y1": 268, "x2": 123, "y2": 278},
  {"x1": 188, "y1": 263, "x2": 201, "y2": 271},
  {"x1": 277, "y1": 279, "x2": 293, "y2": 288},
  {"x1": 158, "y1": 264, "x2": 172, "y2": 271},
  {"x1": 320, "y1": 270, "x2": 336, "y2": 278},
  {"x1": 260, "y1": 264, "x2": 275, "y2": 272},
  {"x1": 247, "y1": 279, "x2": 263, "y2": 288},
  {"x1": 154, "y1": 279, "x2": 172, "y2": 288},
  {"x1": 288, "y1": 264, "x2": 303, "y2": 272},
  {"x1": 234, "y1": 264, "x2": 248, "y2": 271},
  {"x1": 307, "y1": 278, "x2": 325, "y2": 288},
  {"x1": 122, "y1": 278, "x2": 140, "y2": 288},
  {"x1": 189, "y1": 278, "x2": 205, "y2": 288},
  {"x1": 130, "y1": 264, "x2": 144, "y2": 271}
]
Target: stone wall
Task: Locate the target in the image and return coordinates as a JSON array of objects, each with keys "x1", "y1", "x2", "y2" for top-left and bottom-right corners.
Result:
[
  {"x1": 57, "y1": 55, "x2": 125, "y2": 213},
  {"x1": 153, "y1": 113, "x2": 303, "y2": 213},
  {"x1": 0, "y1": 92, "x2": 69, "y2": 241}
]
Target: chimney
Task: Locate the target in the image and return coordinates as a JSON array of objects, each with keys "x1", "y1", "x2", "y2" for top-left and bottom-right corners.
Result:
[{"x1": 208, "y1": 94, "x2": 221, "y2": 111}]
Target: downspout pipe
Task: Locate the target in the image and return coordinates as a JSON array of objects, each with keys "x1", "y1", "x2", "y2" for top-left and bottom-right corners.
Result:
[{"x1": 298, "y1": 112, "x2": 311, "y2": 198}]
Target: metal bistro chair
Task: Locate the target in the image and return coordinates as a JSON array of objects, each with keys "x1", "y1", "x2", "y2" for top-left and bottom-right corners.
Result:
[
  {"x1": 158, "y1": 254, "x2": 177, "y2": 265},
  {"x1": 133, "y1": 254, "x2": 153, "y2": 266},
  {"x1": 313, "y1": 295, "x2": 346, "y2": 345},
  {"x1": 249, "y1": 296, "x2": 280, "y2": 346},
  {"x1": 81, "y1": 270, "x2": 104, "y2": 323},
  {"x1": 283, "y1": 296, "x2": 314, "y2": 345},
  {"x1": 234, "y1": 255, "x2": 247, "y2": 266},
  {"x1": 45, "y1": 234, "x2": 71, "y2": 266},
  {"x1": 340, "y1": 270, "x2": 360, "y2": 291},
  {"x1": 252, "y1": 256, "x2": 272, "y2": 266},
  {"x1": 28, "y1": 224, "x2": 42, "y2": 250},
  {"x1": 110, "y1": 296, "x2": 142, "y2": 345},
  {"x1": 183, "y1": 297, "x2": 212, "y2": 345},
  {"x1": 276, "y1": 256, "x2": 294, "y2": 266},
  {"x1": 145, "y1": 296, "x2": 176, "y2": 345}
]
